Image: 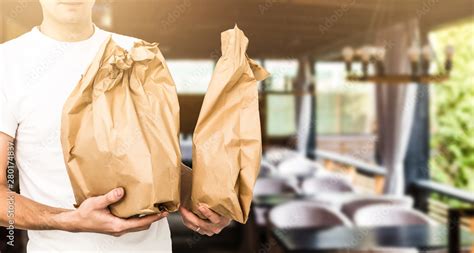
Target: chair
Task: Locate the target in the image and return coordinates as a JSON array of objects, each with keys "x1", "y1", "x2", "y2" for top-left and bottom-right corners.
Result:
[
  {"x1": 341, "y1": 195, "x2": 414, "y2": 221},
  {"x1": 353, "y1": 205, "x2": 438, "y2": 253},
  {"x1": 354, "y1": 204, "x2": 437, "y2": 227},
  {"x1": 301, "y1": 174, "x2": 355, "y2": 195},
  {"x1": 263, "y1": 147, "x2": 300, "y2": 166},
  {"x1": 259, "y1": 159, "x2": 278, "y2": 177},
  {"x1": 253, "y1": 177, "x2": 295, "y2": 196},
  {"x1": 277, "y1": 155, "x2": 321, "y2": 178},
  {"x1": 252, "y1": 177, "x2": 297, "y2": 226},
  {"x1": 269, "y1": 201, "x2": 352, "y2": 229}
]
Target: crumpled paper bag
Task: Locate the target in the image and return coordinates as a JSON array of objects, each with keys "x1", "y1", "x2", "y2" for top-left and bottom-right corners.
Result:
[
  {"x1": 190, "y1": 25, "x2": 270, "y2": 223},
  {"x1": 61, "y1": 35, "x2": 181, "y2": 218}
]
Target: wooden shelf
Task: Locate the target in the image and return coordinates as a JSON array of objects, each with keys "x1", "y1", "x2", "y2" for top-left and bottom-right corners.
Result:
[{"x1": 346, "y1": 74, "x2": 450, "y2": 84}]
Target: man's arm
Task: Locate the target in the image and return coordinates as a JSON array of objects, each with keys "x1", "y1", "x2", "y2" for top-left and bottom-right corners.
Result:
[{"x1": 0, "y1": 132, "x2": 167, "y2": 236}]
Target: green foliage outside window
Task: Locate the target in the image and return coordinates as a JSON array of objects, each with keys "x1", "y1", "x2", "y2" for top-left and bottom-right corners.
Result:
[{"x1": 429, "y1": 19, "x2": 474, "y2": 201}]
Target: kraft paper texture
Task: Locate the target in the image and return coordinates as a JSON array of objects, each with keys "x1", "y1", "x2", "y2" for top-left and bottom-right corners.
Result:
[
  {"x1": 190, "y1": 25, "x2": 270, "y2": 223},
  {"x1": 61, "y1": 35, "x2": 181, "y2": 218}
]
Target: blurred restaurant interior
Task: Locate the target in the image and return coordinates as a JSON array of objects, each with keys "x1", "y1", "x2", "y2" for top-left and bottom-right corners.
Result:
[{"x1": 1, "y1": 0, "x2": 474, "y2": 252}]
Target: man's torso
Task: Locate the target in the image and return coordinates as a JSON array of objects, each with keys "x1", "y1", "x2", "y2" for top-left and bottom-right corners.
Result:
[{"x1": 0, "y1": 26, "x2": 172, "y2": 252}]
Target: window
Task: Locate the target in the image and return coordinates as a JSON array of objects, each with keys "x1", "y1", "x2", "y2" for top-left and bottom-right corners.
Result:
[
  {"x1": 264, "y1": 60, "x2": 299, "y2": 136},
  {"x1": 316, "y1": 62, "x2": 376, "y2": 162},
  {"x1": 264, "y1": 60, "x2": 299, "y2": 91},
  {"x1": 316, "y1": 62, "x2": 376, "y2": 135},
  {"x1": 429, "y1": 20, "x2": 474, "y2": 193},
  {"x1": 167, "y1": 60, "x2": 214, "y2": 93}
]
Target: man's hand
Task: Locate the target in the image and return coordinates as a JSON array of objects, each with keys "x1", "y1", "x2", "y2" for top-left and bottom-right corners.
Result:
[
  {"x1": 179, "y1": 204, "x2": 231, "y2": 236},
  {"x1": 59, "y1": 188, "x2": 168, "y2": 237}
]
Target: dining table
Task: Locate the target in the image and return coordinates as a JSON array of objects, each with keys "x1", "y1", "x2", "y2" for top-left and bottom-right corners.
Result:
[
  {"x1": 271, "y1": 224, "x2": 474, "y2": 252},
  {"x1": 252, "y1": 192, "x2": 368, "y2": 209},
  {"x1": 252, "y1": 193, "x2": 309, "y2": 208}
]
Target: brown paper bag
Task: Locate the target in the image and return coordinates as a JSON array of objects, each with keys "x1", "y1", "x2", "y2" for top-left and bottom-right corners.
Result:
[
  {"x1": 61, "y1": 35, "x2": 181, "y2": 218},
  {"x1": 191, "y1": 25, "x2": 270, "y2": 223},
  {"x1": 179, "y1": 163, "x2": 193, "y2": 210}
]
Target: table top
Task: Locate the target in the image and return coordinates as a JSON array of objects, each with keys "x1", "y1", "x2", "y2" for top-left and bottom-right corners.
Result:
[
  {"x1": 272, "y1": 225, "x2": 474, "y2": 252},
  {"x1": 252, "y1": 192, "x2": 364, "y2": 208},
  {"x1": 252, "y1": 193, "x2": 308, "y2": 208}
]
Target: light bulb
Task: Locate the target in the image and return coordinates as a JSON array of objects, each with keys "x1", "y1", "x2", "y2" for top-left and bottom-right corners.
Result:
[
  {"x1": 407, "y1": 46, "x2": 420, "y2": 62},
  {"x1": 367, "y1": 46, "x2": 377, "y2": 57},
  {"x1": 341, "y1": 47, "x2": 354, "y2": 62},
  {"x1": 445, "y1": 45, "x2": 454, "y2": 59},
  {"x1": 421, "y1": 44, "x2": 432, "y2": 60},
  {"x1": 360, "y1": 46, "x2": 371, "y2": 62},
  {"x1": 375, "y1": 47, "x2": 386, "y2": 61}
]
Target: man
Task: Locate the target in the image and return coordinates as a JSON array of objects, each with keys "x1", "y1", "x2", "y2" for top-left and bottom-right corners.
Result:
[{"x1": 0, "y1": 0, "x2": 230, "y2": 252}]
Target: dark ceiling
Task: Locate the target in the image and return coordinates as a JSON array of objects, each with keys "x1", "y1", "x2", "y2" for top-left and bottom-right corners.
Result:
[{"x1": 1, "y1": 0, "x2": 473, "y2": 59}]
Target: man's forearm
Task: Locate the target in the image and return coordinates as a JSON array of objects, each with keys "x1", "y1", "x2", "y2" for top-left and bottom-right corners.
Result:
[
  {"x1": 0, "y1": 136, "x2": 76, "y2": 232},
  {"x1": 0, "y1": 188, "x2": 76, "y2": 231}
]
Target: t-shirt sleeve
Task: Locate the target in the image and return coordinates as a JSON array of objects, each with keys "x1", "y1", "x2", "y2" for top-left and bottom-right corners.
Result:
[
  {"x1": 0, "y1": 46, "x2": 18, "y2": 138},
  {"x1": 0, "y1": 93, "x2": 17, "y2": 138}
]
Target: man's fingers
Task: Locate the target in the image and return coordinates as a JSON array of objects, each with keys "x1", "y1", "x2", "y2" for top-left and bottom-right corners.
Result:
[
  {"x1": 180, "y1": 207, "x2": 220, "y2": 235},
  {"x1": 122, "y1": 212, "x2": 168, "y2": 231},
  {"x1": 184, "y1": 220, "x2": 211, "y2": 237},
  {"x1": 184, "y1": 222, "x2": 203, "y2": 235},
  {"x1": 179, "y1": 207, "x2": 200, "y2": 228},
  {"x1": 93, "y1": 188, "x2": 124, "y2": 208},
  {"x1": 180, "y1": 207, "x2": 209, "y2": 232},
  {"x1": 197, "y1": 204, "x2": 221, "y2": 224}
]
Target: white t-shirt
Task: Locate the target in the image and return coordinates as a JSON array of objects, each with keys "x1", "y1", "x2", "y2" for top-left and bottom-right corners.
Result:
[{"x1": 0, "y1": 25, "x2": 172, "y2": 252}]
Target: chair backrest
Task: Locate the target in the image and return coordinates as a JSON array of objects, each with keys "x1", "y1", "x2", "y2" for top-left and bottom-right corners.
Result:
[
  {"x1": 354, "y1": 204, "x2": 436, "y2": 227},
  {"x1": 264, "y1": 147, "x2": 300, "y2": 166},
  {"x1": 259, "y1": 159, "x2": 278, "y2": 177},
  {"x1": 341, "y1": 196, "x2": 414, "y2": 221},
  {"x1": 277, "y1": 155, "x2": 320, "y2": 177},
  {"x1": 301, "y1": 174, "x2": 355, "y2": 195},
  {"x1": 269, "y1": 201, "x2": 352, "y2": 229},
  {"x1": 253, "y1": 177, "x2": 295, "y2": 196}
]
